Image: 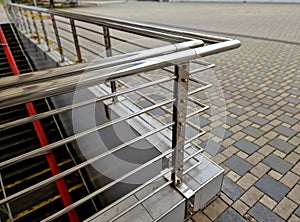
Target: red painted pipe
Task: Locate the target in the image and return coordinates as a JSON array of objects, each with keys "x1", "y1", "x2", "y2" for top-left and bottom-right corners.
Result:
[{"x1": 0, "y1": 26, "x2": 80, "y2": 222}]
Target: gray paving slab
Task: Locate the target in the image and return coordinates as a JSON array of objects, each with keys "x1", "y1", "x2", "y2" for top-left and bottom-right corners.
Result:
[
  {"x1": 262, "y1": 154, "x2": 293, "y2": 175},
  {"x1": 224, "y1": 155, "x2": 253, "y2": 176},
  {"x1": 274, "y1": 125, "x2": 297, "y2": 138},
  {"x1": 215, "y1": 207, "x2": 246, "y2": 222},
  {"x1": 222, "y1": 176, "x2": 245, "y2": 201},
  {"x1": 242, "y1": 126, "x2": 264, "y2": 138},
  {"x1": 249, "y1": 202, "x2": 285, "y2": 222},
  {"x1": 268, "y1": 138, "x2": 295, "y2": 154},
  {"x1": 234, "y1": 139, "x2": 260, "y2": 155},
  {"x1": 255, "y1": 175, "x2": 290, "y2": 202}
]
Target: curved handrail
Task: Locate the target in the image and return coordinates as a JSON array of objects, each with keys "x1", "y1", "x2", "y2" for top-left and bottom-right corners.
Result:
[
  {"x1": 0, "y1": 39, "x2": 240, "y2": 109},
  {"x1": 9, "y1": 3, "x2": 232, "y2": 43}
]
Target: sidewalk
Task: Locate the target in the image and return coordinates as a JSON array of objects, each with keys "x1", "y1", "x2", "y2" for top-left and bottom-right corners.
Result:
[{"x1": 65, "y1": 2, "x2": 300, "y2": 222}]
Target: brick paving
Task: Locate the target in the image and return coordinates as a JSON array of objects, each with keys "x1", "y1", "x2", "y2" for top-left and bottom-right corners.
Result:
[{"x1": 67, "y1": 3, "x2": 300, "y2": 221}]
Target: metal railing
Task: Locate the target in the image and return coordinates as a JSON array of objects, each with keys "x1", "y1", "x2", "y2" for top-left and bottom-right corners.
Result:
[{"x1": 1, "y1": 3, "x2": 240, "y2": 221}]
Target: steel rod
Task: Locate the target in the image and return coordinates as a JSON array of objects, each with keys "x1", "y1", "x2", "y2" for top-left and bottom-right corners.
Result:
[
  {"x1": 0, "y1": 40, "x2": 202, "y2": 89},
  {"x1": 84, "y1": 168, "x2": 173, "y2": 222},
  {"x1": 109, "y1": 180, "x2": 173, "y2": 221},
  {"x1": 0, "y1": 100, "x2": 174, "y2": 170},
  {"x1": 40, "y1": 149, "x2": 173, "y2": 222},
  {"x1": 0, "y1": 77, "x2": 174, "y2": 131}
]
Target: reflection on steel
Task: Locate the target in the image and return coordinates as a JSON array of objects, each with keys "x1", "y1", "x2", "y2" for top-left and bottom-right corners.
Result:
[
  {"x1": 39, "y1": 12, "x2": 50, "y2": 51},
  {"x1": 30, "y1": 10, "x2": 40, "y2": 44},
  {"x1": 51, "y1": 14, "x2": 64, "y2": 62},
  {"x1": 70, "y1": 18, "x2": 82, "y2": 63},
  {"x1": 1, "y1": 3, "x2": 241, "y2": 221},
  {"x1": 171, "y1": 63, "x2": 189, "y2": 186}
]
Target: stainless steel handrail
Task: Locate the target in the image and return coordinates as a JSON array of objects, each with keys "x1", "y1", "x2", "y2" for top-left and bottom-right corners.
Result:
[
  {"x1": 0, "y1": 40, "x2": 203, "y2": 89},
  {"x1": 0, "y1": 40, "x2": 240, "y2": 108},
  {"x1": 9, "y1": 3, "x2": 231, "y2": 43}
]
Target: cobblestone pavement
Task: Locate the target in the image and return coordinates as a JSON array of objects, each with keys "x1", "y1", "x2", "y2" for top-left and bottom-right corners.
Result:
[{"x1": 67, "y1": 2, "x2": 300, "y2": 222}]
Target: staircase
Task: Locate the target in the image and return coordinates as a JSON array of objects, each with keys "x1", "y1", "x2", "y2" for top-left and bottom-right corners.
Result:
[{"x1": 0, "y1": 23, "x2": 96, "y2": 222}]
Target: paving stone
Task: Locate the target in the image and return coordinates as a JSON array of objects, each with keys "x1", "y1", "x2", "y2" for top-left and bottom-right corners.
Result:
[
  {"x1": 259, "y1": 195, "x2": 277, "y2": 210},
  {"x1": 137, "y1": 99, "x2": 153, "y2": 108},
  {"x1": 263, "y1": 154, "x2": 293, "y2": 175},
  {"x1": 284, "y1": 96, "x2": 300, "y2": 105},
  {"x1": 278, "y1": 114, "x2": 298, "y2": 125},
  {"x1": 274, "y1": 150, "x2": 286, "y2": 158},
  {"x1": 268, "y1": 170, "x2": 283, "y2": 180},
  {"x1": 229, "y1": 107, "x2": 246, "y2": 115},
  {"x1": 203, "y1": 198, "x2": 228, "y2": 221},
  {"x1": 220, "y1": 192, "x2": 234, "y2": 205},
  {"x1": 249, "y1": 202, "x2": 285, "y2": 222},
  {"x1": 292, "y1": 163, "x2": 300, "y2": 176},
  {"x1": 190, "y1": 116, "x2": 210, "y2": 127},
  {"x1": 287, "y1": 185, "x2": 300, "y2": 204},
  {"x1": 250, "y1": 162, "x2": 270, "y2": 178},
  {"x1": 295, "y1": 206, "x2": 300, "y2": 218},
  {"x1": 222, "y1": 116, "x2": 240, "y2": 126},
  {"x1": 237, "y1": 173, "x2": 258, "y2": 190},
  {"x1": 255, "y1": 107, "x2": 273, "y2": 115},
  {"x1": 274, "y1": 125, "x2": 297, "y2": 138},
  {"x1": 215, "y1": 207, "x2": 246, "y2": 222},
  {"x1": 274, "y1": 197, "x2": 298, "y2": 220},
  {"x1": 236, "y1": 99, "x2": 251, "y2": 107},
  {"x1": 281, "y1": 105, "x2": 299, "y2": 114},
  {"x1": 288, "y1": 215, "x2": 300, "y2": 222},
  {"x1": 232, "y1": 200, "x2": 249, "y2": 216},
  {"x1": 226, "y1": 171, "x2": 241, "y2": 182},
  {"x1": 200, "y1": 140, "x2": 224, "y2": 156},
  {"x1": 234, "y1": 139, "x2": 260, "y2": 155},
  {"x1": 224, "y1": 155, "x2": 253, "y2": 176},
  {"x1": 242, "y1": 126, "x2": 264, "y2": 138},
  {"x1": 242, "y1": 92, "x2": 256, "y2": 99},
  {"x1": 240, "y1": 186, "x2": 263, "y2": 207},
  {"x1": 222, "y1": 176, "x2": 245, "y2": 201},
  {"x1": 222, "y1": 146, "x2": 239, "y2": 158},
  {"x1": 212, "y1": 126, "x2": 233, "y2": 140},
  {"x1": 255, "y1": 174, "x2": 290, "y2": 202},
  {"x1": 261, "y1": 98, "x2": 276, "y2": 106},
  {"x1": 192, "y1": 211, "x2": 211, "y2": 222},
  {"x1": 280, "y1": 171, "x2": 299, "y2": 188},
  {"x1": 264, "y1": 90, "x2": 279, "y2": 97},
  {"x1": 285, "y1": 152, "x2": 300, "y2": 164},
  {"x1": 246, "y1": 152, "x2": 264, "y2": 165},
  {"x1": 268, "y1": 138, "x2": 294, "y2": 154}
]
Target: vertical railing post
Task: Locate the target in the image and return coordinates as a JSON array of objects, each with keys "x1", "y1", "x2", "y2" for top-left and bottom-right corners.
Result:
[
  {"x1": 11, "y1": 6, "x2": 21, "y2": 30},
  {"x1": 24, "y1": 9, "x2": 33, "y2": 35},
  {"x1": 18, "y1": 7, "x2": 27, "y2": 33},
  {"x1": 70, "y1": 19, "x2": 82, "y2": 63},
  {"x1": 51, "y1": 15, "x2": 64, "y2": 62},
  {"x1": 30, "y1": 10, "x2": 41, "y2": 44},
  {"x1": 39, "y1": 12, "x2": 50, "y2": 51},
  {"x1": 103, "y1": 26, "x2": 117, "y2": 100},
  {"x1": 171, "y1": 62, "x2": 189, "y2": 186}
]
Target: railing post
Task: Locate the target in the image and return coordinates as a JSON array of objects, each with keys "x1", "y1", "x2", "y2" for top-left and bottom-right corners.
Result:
[
  {"x1": 24, "y1": 9, "x2": 33, "y2": 35},
  {"x1": 18, "y1": 7, "x2": 27, "y2": 33},
  {"x1": 51, "y1": 15, "x2": 64, "y2": 62},
  {"x1": 39, "y1": 12, "x2": 50, "y2": 51},
  {"x1": 30, "y1": 10, "x2": 41, "y2": 44},
  {"x1": 103, "y1": 26, "x2": 117, "y2": 97},
  {"x1": 10, "y1": 6, "x2": 20, "y2": 30},
  {"x1": 70, "y1": 19, "x2": 82, "y2": 63},
  {"x1": 171, "y1": 62, "x2": 189, "y2": 186}
]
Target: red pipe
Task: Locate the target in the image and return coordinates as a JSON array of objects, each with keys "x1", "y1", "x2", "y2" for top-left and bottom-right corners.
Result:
[{"x1": 0, "y1": 26, "x2": 80, "y2": 222}]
